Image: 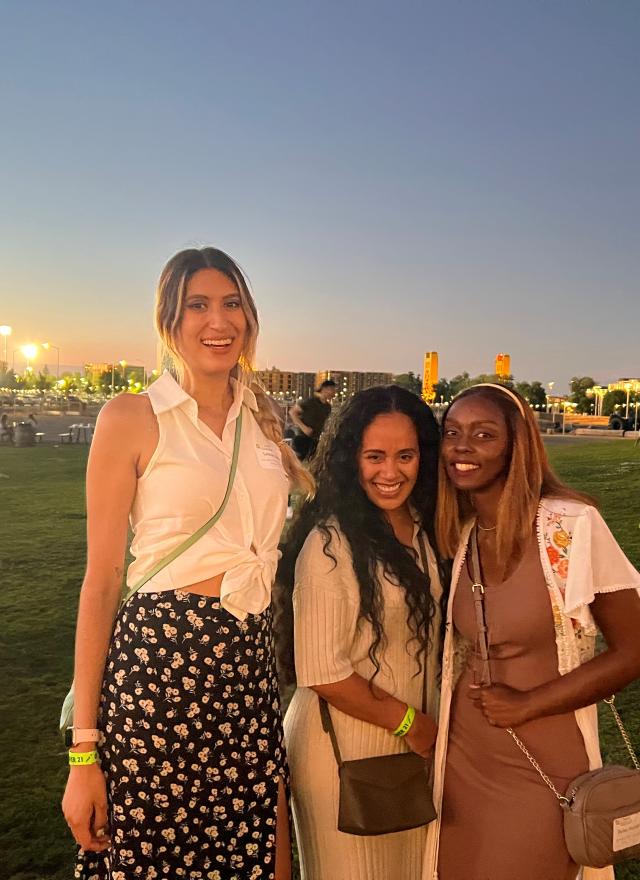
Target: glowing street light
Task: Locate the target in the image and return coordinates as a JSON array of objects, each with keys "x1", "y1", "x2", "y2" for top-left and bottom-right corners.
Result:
[
  {"x1": 623, "y1": 382, "x2": 633, "y2": 419},
  {"x1": 0, "y1": 325, "x2": 11, "y2": 366},
  {"x1": 21, "y1": 343, "x2": 38, "y2": 364},
  {"x1": 41, "y1": 342, "x2": 61, "y2": 379},
  {"x1": 11, "y1": 343, "x2": 38, "y2": 373},
  {"x1": 586, "y1": 385, "x2": 607, "y2": 417},
  {"x1": 546, "y1": 381, "x2": 555, "y2": 415}
]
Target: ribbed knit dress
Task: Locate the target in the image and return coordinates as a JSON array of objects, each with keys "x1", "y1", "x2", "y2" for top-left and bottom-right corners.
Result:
[{"x1": 283, "y1": 523, "x2": 442, "y2": 880}]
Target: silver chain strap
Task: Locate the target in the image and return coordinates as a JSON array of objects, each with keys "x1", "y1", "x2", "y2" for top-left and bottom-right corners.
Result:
[
  {"x1": 507, "y1": 697, "x2": 639, "y2": 808},
  {"x1": 468, "y1": 529, "x2": 640, "y2": 808},
  {"x1": 506, "y1": 727, "x2": 571, "y2": 806},
  {"x1": 604, "y1": 696, "x2": 640, "y2": 770}
]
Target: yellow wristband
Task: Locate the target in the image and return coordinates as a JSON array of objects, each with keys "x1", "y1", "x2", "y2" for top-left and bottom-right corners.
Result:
[
  {"x1": 68, "y1": 749, "x2": 99, "y2": 766},
  {"x1": 392, "y1": 705, "x2": 416, "y2": 737}
]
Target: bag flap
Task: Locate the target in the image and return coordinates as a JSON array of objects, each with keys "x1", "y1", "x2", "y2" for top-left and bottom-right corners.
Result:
[{"x1": 340, "y1": 753, "x2": 428, "y2": 789}]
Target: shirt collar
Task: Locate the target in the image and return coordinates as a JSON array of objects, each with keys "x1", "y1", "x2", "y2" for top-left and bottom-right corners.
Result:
[
  {"x1": 150, "y1": 370, "x2": 259, "y2": 416},
  {"x1": 230, "y1": 376, "x2": 259, "y2": 413}
]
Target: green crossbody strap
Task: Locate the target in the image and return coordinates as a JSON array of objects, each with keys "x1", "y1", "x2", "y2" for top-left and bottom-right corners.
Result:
[
  {"x1": 120, "y1": 407, "x2": 243, "y2": 606},
  {"x1": 60, "y1": 408, "x2": 244, "y2": 737}
]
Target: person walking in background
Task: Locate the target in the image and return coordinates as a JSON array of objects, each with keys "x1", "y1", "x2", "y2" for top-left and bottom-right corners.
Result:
[
  {"x1": 62, "y1": 246, "x2": 313, "y2": 880},
  {"x1": 425, "y1": 383, "x2": 640, "y2": 880},
  {"x1": 290, "y1": 379, "x2": 336, "y2": 460},
  {"x1": 1, "y1": 413, "x2": 14, "y2": 443},
  {"x1": 277, "y1": 385, "x2": 446, "y2": 880}
]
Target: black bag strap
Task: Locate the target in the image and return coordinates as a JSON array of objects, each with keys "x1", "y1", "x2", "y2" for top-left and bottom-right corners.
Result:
[
  {"x1": 319, "y1": 528, "x2": 432, "y2": 768},
  {"x1": 319, "y1": 698, "x2": 344, "y2": 766}
]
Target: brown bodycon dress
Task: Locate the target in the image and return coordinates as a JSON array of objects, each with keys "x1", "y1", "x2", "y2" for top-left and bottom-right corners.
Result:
[{"x1": 437, "y1": 534, "x2": 589, "y2": 880}]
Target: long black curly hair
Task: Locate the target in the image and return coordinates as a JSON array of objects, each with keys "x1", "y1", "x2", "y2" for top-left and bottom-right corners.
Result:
[{"x1": 275, "y1": 384, "x2": 444, "y2": 687}]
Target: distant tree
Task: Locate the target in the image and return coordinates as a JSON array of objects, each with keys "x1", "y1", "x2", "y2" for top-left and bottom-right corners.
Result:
[
  {"x1": 21, "y1": 370, "x2": 37, "y2": 390},
  {"x1": 98, "y1": 370, "x2": 113, "y2": 395},
  {"x1": 35, "y1": 368, "x2": 55, "y2": 392},
  {"x1": 0, "y1": 368, "x2": 18, "y2": 389},
  {"x1": 433, "y1": 372, "x2": 514, "y2": 405},
  {"x1": 392, "y1": 372, "x2": 422, "y2": 396},
  {"x1": 59, "y1": 372, "x2": 80, "y2": 393},
  {"x1": 433, "y1": 378, "x2": 451, "y2": 402},
  {"x1": 602, "y1": 390, "x2": 627, "y2": 416},
  {"x1": 470, "y1": 373, "x2": 515, "y2": 389},
  {"x1": 569, "y1": 376, "x2": 597, "y2": 413},
  {"x1": 515, "y1": 380, "x2": 546, "y2": 409},
  {"x1": 445, "y1": 372, "x2": 472, "y2": 399}
]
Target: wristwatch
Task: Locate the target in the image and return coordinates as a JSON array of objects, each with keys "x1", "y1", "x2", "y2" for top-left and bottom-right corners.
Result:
[{"x1": 64, "y1": 727, "x2": 101, "y2": 748}]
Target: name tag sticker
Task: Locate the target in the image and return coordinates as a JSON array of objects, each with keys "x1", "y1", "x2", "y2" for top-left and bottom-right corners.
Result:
[
  {"x1": 613, "y1": 811, "x2": 640, "y2": 852},
  {"x1": 256, "y1": 444, "x2": 284, "y2": 470}
]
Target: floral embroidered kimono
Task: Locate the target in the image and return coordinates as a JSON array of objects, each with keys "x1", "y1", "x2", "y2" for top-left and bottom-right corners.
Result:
[{"x1": 422, "y1": 498, "x2": 640, "y2": 880}]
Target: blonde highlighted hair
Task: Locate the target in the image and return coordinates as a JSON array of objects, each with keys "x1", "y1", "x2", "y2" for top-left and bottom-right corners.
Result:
[
  {"x1": 155, "y1": 246, "x2": 314, "y2": 496},
  {"x1": 436, "y1": 384, "x2": 596, "y2": 573}
]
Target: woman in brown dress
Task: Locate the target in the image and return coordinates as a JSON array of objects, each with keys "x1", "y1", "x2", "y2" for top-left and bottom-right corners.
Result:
[{"x1": 423, "y1": 383, "x2": 640, "y2": 880}]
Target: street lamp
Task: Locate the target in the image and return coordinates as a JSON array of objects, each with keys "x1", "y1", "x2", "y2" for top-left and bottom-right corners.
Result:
[
  {"x1": 41, "y1": 342, "x2": 60, "y2": 379},
  {"x1": 20, "y1": 343, "x2": 38, "y2": 371},
  {"x1": 561, "y1": 401, "x2": 575, "y2": 435},
  {"x1": 624, "y1": 382, "x2": 633, "y2": 419},
  {"x1": 0, "y1": 325, "x2": 11, "y2": 367},
  {"x1": 546, "y1": 381, "x2": 555, "y2": 416},
  {"x1": 111, "y1": 359, "x2": 128, "y2": 396}
]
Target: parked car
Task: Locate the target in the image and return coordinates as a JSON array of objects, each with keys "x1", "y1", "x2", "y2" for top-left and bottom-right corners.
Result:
[{"x1": 608, "y1": 413, "x2": 637, "y2": 431}]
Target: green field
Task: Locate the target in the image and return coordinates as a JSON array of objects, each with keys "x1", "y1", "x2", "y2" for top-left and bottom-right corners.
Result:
[{"x1": 1, "y1": 441, "x2": 639, "y2": 880}]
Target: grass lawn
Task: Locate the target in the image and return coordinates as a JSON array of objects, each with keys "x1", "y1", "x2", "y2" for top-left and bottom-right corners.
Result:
[{"x1": 1, "y1": 440, "x2": 639, "y2": 880}]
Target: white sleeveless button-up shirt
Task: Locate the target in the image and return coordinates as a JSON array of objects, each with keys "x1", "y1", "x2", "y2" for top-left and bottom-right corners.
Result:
[{"x1": 126, "y1": 371, "x2": 289, "y2": 620}]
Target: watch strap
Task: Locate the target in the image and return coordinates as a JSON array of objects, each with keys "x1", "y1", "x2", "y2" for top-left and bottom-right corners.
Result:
[{"x1": 72, "y1": 727, "x2": 101, "y2": 745}]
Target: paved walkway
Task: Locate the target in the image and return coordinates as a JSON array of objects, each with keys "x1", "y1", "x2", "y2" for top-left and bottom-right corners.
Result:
[{"x1": 0, "y1": 410, "x2": 100, "y2": 444}]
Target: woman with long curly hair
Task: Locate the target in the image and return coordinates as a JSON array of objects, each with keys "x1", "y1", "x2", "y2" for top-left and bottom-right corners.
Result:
[
  {"x1": 425, "y1": 383, "x2": 640, "y2": 880},
  {"x1": 276, "y1": 385, "x2": 445, "y2": 879}
]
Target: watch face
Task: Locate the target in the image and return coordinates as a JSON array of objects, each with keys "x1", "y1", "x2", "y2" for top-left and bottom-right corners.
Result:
[{"x1": 64, "y1": 728, "x2": 73, "y2": 748}]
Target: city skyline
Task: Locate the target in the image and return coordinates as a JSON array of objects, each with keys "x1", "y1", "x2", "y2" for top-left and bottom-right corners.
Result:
[
  {"x1": 2, "y1": 344, "x2": 638, "y2": 398},
  {"x1": 1, "y1": 2, "x2": 638, "y2": 393}
]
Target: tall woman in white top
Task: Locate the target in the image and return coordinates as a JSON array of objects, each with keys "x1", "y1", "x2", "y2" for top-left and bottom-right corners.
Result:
[
  {"x1": 276, "y1": 385, "x2": 445, "y2": 880},
  {"x1": 62, "y1": 247, "x2": 312, "y2": 880}
]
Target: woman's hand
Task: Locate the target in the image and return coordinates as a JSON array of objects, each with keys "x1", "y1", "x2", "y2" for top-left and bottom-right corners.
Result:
[
  {"x1": 468, "y1": 683, "x2": 534, "y2": 728},
  {"x1": 62, "y1": 764, "x2": 111, "y2": 852},
  {"x1": 405, "y1": 710, "x2": 438, "y2": 758}
]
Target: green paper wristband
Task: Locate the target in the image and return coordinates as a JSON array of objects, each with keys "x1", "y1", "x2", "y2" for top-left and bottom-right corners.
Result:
[
  {"x1": 393, "y1": 705, "x2": 416, "y2": 737},
  {"x1": 68, "y1": 750, "x2": 99, "y2": 766}
]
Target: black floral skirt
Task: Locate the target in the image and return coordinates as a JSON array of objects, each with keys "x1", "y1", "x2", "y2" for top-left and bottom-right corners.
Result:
[{"x1": 76, "y1": 589, "x2": 288, "y2": 880}]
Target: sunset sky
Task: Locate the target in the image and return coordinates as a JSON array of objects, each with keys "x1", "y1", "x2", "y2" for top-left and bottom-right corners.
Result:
[{"x1": 1, "y1": 1, "x2": 638, "y2": 391}]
